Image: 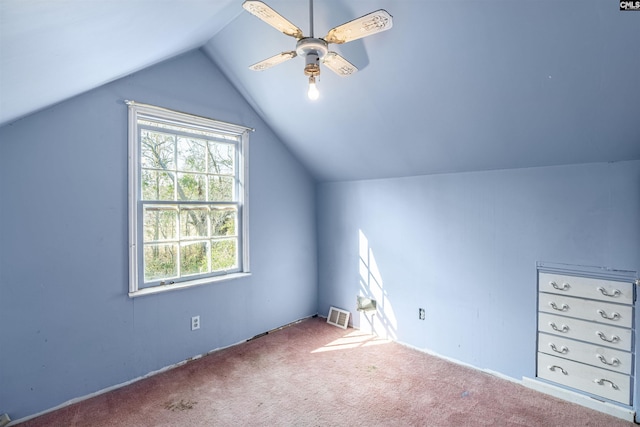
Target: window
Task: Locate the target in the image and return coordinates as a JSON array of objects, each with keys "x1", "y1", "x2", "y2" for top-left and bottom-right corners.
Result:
[{"x1": 127, "y1": 101, "x2": 251, "y2": 297}]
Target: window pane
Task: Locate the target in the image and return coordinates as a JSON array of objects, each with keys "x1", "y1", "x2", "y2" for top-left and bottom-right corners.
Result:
[
  {"x1": 181, "y1": 241, "x2": 209, "y2": 276},
  {"x1": 180, "y1": 207, "x2": 209, "y2": 239},
  {"x1": 142, "y1": 170, "x2": 175, "y2": 201},
  {"x1": 177, "y1": 137, "x2": 206, "y2": 173},
  {"x1": 131, "y1": 104, "x2": 248, "y2": 291},
  {"x1": 144, "y1": 207, "x2": 177, "y2": 241},
  {"x1": 211, "y1": 207, "x2": 237, "y2": 236},
  {"x1": 208, "y1": 176, "x2": 234, "y2": 201},
  {"x1": 177, "y1": 173, "x2": 206, "y2": 201},
  {"x1": 144, "y1": 243, "x2": 178, "y2": 282},
  {"x1": 208, "y1": 142, "x2": 235, "y2": 175},
  {"x1": 141, "y1": 130, "x2": 175, "y2": 170},
  {"x1": 211, "y1": 238, "x2": 237, "y2": 271}
]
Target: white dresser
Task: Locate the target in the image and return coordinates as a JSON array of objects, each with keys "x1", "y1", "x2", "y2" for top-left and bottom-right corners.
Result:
[{"x1": 537, "y1": 271, "x2": 635, "y2": 406}]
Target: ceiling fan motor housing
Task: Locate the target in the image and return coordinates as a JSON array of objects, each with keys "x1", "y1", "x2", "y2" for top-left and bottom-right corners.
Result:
[{"x1": 297, "y1": 38, "x2": 327, "y2": 77}]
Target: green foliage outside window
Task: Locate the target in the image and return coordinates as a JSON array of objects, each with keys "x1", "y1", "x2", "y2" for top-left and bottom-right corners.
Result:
[{"x1": 140, "y1": 128, "x2": 240, "y2": 284}]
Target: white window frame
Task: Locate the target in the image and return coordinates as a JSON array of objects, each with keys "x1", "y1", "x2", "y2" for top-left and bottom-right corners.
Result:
[{"x1": 127, "y1": 101, "x2": 252, "y2": 297}]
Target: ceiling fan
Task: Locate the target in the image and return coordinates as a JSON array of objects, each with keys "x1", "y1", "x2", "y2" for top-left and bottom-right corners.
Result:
[{"x1": 242, "y1": 0, "x2": 393, "y2": 100}]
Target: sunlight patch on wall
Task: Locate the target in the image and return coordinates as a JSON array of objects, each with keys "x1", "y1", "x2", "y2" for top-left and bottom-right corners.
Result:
[{"x1": 358, "y1": 229, "x2": 397, "y2": 340}]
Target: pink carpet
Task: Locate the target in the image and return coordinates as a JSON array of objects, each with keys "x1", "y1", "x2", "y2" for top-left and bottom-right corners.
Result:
[{"x1": 19, "y1": 317, "x2": 634, "y2": 426}]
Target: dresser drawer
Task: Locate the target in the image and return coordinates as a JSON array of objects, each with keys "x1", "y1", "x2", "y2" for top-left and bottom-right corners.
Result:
[
  {"x1": 539, "y1": 292, "x2": 633, "y2": 328},
  {"x1": 539, "y1": 272, "x2": 633, "y2": 305},
  {"x1": 537, "y1": 352, "x2": 631, "y2": 405},
  {"x1": 538, "y1": 312, "x2": 632, "y2": 351},
  {"x1": 538, "y1": 332, "x2": 632, "y2": 375}
]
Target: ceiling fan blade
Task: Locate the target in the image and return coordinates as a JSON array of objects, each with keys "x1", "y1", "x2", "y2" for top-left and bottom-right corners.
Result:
[
  {"x1": 322, "y1": 52, "x2": 357, "y2": 77},
  {"x1": 249, "y1": 51, "x2": 297, "y2": 71},
  {"x1": 242, "y1": 1, "x2": 304, "y2": 39},
  {"x1": 324, "y1": 10, "x2": 393, "y2": 44}
]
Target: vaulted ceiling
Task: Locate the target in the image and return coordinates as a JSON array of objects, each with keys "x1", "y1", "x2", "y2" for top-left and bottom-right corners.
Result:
[{"x1": 2, "y1": 0, "x2": 639, "y2": 181}]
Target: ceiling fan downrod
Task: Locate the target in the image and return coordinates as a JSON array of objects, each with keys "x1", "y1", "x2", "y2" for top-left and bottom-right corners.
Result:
[{"x1": 309, "y1": 0, "x2": 314, "y2": 38}]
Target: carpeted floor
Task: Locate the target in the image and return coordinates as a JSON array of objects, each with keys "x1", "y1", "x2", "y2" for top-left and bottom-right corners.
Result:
[{"x1": 19, "y1": 317, "x2": 635, "y2": 426}]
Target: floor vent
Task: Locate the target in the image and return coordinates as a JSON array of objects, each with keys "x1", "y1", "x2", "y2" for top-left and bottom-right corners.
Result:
[{"x1": 327, "y1": 306, "x2": 350, "y2": 329}]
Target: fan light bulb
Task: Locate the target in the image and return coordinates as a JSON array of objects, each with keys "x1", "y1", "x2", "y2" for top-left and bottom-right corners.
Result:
[{"x1": 308, "y1": 76, "x2": 319, "y2": 100}]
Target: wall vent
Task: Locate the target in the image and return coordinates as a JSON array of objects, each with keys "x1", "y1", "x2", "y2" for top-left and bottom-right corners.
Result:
[{"x1": 327, "y1": 306, "x2": 350, "y2": 329}]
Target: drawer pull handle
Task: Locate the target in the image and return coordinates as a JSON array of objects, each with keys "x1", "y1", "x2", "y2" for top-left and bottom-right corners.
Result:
[
  {"x1": 597, "y1": 287, "x2": 621, "y2": 298},
  {"x1": 597, "y1": 331, "x2": 620, "y2": 343},
  {"x1": 596, "y1": 354, "x2": 621, "y2": 367},
  {"x1": 549, "y1": 322, "x2": 569, "y2": 333},
  {"x1": 549, "y1": 343, "x2": 569, "y2": 354},
  {"x1": 597, "y1": 309, "x2": 621, "y2": 321},
  {"x1": 548, "y1": 365, "x2": 568, "y2": 375},
  {"x1": 550, "y1": 281, "x2": 570, "y2": 291},
  {"x1": 549, "y1": 302, "x2": 569, "y2": 312},
  {"x1": 594, "y1": 378, "x2": 619, "y2": 390}
]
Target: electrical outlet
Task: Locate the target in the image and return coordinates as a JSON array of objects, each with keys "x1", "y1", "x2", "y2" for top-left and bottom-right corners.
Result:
[
  {"x1": 191, "y1": 315, "x2": 200, "y2": 331},
  {"x1": 418, "y1": 308, "x2": 425, "y2": 320}
]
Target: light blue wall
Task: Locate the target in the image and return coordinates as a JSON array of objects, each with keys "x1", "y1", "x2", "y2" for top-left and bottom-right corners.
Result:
[
  {"x1": 1, "y1": 45, "x2": 638, "y2": 423},
  {"x1": 317, "y1": 161, "x2": 640, "y2": 380},
  {"x1": 0, "y1": 50, "x2": 318, "y2": 420}
]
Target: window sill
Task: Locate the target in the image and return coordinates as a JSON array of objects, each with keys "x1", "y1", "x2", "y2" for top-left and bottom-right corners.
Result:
[{"x1": 128, "y1": 272, "x2": 251, "y2": 298}]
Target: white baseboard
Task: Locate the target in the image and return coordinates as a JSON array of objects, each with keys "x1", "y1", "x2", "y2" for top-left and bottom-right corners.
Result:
[
  {"x1": 7, "y1": 315, "x2": 317, "y2": 426},
  {"x1": 387, "y1": 339, "x2": 636, "y2": 423},
  {"x1": 6, "y1": 338, "x2": 243, "y2": 426},
  {"x1": 394, "y1": 340, "x2": 522, "y2": 384},
  {"x1": 522, "y1": 377, "x2": 635, "y2": 423}
]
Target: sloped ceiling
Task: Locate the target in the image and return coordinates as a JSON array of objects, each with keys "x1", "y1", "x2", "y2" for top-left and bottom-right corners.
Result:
[
  {"x1": 2, "y1": 1, "x2": 639, "y2": 182},
  {"x1": 0, "y1": 0, "x2": 241, "y2": 126}
]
